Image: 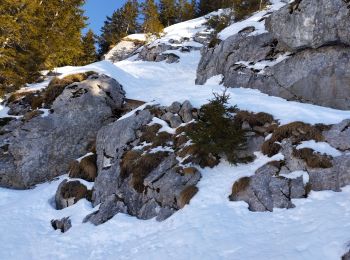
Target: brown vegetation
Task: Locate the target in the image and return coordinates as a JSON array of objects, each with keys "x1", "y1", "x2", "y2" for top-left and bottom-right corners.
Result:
[
  {"x1": 120, "y1": 150, "x2": 168, "y2": 193},
  {"x1": 60, "y1": 181, "x2": 88, "y2": 203},
  {"x1": 261, "y1": 122, "x2": 323, "y2": 157},
  {"x1": 293, "y1": 148, "x2": 333, "y2": 169},
  {"x1": 235, "y1": 110, "x2": 274, "y2": 127},
  {"x1": 231, "y1": 177, "x2": 251, "y2": 197},
  {"x1": 178, "y1": 185, "x2": 199, "y2": 208},
  {"x1": 68, "y1": 154, "x2": 97, "y2": 182}
]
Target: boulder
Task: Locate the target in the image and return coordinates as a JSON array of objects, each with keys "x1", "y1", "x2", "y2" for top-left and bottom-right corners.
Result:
[
  {"x1": 104, "y1": 38, "x2": 144, "y2": 62},
  {"x1": 179, "y1": 100, "x2": 193, "y2": 123},
  {"x1": 266, "y1": 0, "x2": 350, "y2": 50},
  {"x1": 55, "y1": 180, "x2": 88, "y2": 210},
  {"x1": 229, "y1": 162, "x2": 307, "y2": 212},
  {"x1": 51, "y1": 217, "x2": 72, "y2": 233},
  {"x1": 0, "y1": 74, "x2": 125, "y2": 189},
  {"x1": 324, "y1": 119, "x2": 350, "y2": 151}
]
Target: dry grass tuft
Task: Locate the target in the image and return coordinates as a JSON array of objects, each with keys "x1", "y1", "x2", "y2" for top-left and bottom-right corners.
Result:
[
  {"x1": 68, "y1": 154, "x2": 97, "y2": 182},
  {"x1": 120, "y1": 150, "x2": 168, "y2": 193},
  {"x1": 261, "y1": 122, "x2": 323, "y2": 157},
  {"x1": 60, "y1": 181, "x2": 88, "y2": 203},
  {"x1": 293, "y1": 148, "x2": 333, "y2": 169},
  {"x1": 235, "y1": 110, "x2": 274, "y2": 127},
  {"x1": 231, "y1": 177, "x2": 251, "y2": 196},
  {"x1": 178, "y1": 185, "x2": 199, "y2": 208}
]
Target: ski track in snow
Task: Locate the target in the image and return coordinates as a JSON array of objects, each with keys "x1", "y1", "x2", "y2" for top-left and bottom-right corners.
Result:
[{"x1": 1, "y1": 1, "x2": 350, "y2": 258}]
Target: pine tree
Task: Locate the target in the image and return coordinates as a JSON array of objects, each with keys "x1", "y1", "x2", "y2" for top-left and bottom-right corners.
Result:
[
  {"x1": 198, "y1": 0, "x2": 234, "y2": 16},
  {"x1": 142, "y1": 0, "x2": 164, "y2": 36},
  {"x1": 80, "y1": 30, "x2": 97, "y2": 65},
  {"x1": 98, "y1": 0, "x2": 139, "y2": 56},
  {"x1": 177, "y1": 0, "x2": 197, "y2": 22},
  {"x1": 122, "y1": 0, "x2": 139, "y2": 35},
  {"x1": 0, "y1": 0, "x2": 86, "y2": 95},
  {"x1": 159, "y1": 0, "x2": 177, "y2": 27},
  {"x1": 0, "y1": 0, "x2": 44, "y2": 94},
  {"x1": 39, "y1": 0, "x2": 87, "y2": 68}
]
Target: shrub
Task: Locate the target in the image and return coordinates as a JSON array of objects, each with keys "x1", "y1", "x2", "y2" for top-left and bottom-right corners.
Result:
[
  {"x1": 206, "y1": 12, "x2": 232, "y2": 48},
  {"x1": 185, "y1": 89, "x2": 247, "y2": 165},
  {"x1": 233, "y1": 0, "x2": 269, "y2": 21},
  {"x1": 178, "y1": 185, "x2": 198, "y2": 208}
]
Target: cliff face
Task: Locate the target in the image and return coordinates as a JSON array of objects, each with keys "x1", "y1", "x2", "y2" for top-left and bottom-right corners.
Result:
[{"x1": 196, "y1": 0, "x2": 350, "y2": 110}]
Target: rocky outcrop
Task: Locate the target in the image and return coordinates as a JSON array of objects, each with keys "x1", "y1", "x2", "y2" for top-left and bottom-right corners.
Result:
[
  {"x1": 196, "y1": 0, "x2": 350, "y2": 110},
  {"x1": 231, "y1": 119, "x2": 350, "y2": 211},
  {"x1": 0, "y1": 74, "x2": 125, "y2": 189},
  {"x1": 266, "y1": 0, "x2": 350, "y2": 50},
  {"x1": 88, "y1": 102, "x2": 203, "y2": 224},
  {"x1": 104, "y1": 38, "x2": 145, "y2": 62}
]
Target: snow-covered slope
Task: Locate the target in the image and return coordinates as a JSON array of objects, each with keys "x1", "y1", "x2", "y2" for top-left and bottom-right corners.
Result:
[{"x1": 1, "y1": 1, "x2": 350, "y2": 259}]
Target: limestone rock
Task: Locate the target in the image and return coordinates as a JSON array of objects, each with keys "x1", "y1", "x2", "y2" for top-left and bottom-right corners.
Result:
[
  {"x1": 0, "y1": 74, "x2": 125, "y2": 189},
  {"x1": 266, "y1": 0, "x2": 350, "y2": 50},
  {"x1": 324, "y1": 119, "x2": 350, "y2": 151},
  {"x1": 51, "y1": 217, "x2": 72, "y2": 233}
]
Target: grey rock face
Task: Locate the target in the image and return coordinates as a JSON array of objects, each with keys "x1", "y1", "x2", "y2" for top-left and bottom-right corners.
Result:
[
  {"x1": 196, "y1": 0, "x2": 350, "y2": 110},
  {"x1": 197, "y1": 34, "x2": 350, "y2": 110},
  {"x1": 230, "y1": 163, "x2": 306, "y2": 212},
  {"x1": 308, "y1": 155, "x2": 350, "y2": 192},
  {"x1": 89, "y1": 108, "x2": 202, "y2": 224},
  {"x1": 0, "y1": 74, "x2": 125, "y2": 189},
  {"x1": 179, "y1": 100, "x2": 193, "y2": 123},
  {"x1": 92, "y1": 110, "x2": 153, "y2": 205},
  {"x1": 83, "y1": 194, "x2": 128, "y2": 225},
  {"x1": 51, "y1": 217, "x2": 72, "y2": 233},
  {"x1": 324, "y1": 119, "x2": 350, "y2": 151},
  {"x1": 196, "y1": 32, "x2": 277, "y2": 85},
  {"x1": 266, "y1": 0, "x2": 350, "y2": 50}
]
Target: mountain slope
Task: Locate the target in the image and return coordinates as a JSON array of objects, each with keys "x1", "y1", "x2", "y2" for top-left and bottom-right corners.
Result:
[{"x1": 1, "y1": 1, "x2": 350, "y2": 259}]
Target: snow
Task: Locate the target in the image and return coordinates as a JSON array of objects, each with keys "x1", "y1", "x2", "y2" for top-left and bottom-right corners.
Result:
[
  {"x1": 219, "y1": 0, "x2": 287, "y2": 40},
  {"x1": 296, "y1": 140, "x2": 343, "y2": 157},
  {"x1": 1, "y1": 5, "x2": 350, "y2": 259},
  {"x1": 280, "y1": 170, "x2": 310, "y2": 184},
  {"x1": 125, "y1": 34, "x2": 147, "y2": 42},
  {"x1": 150, "y1": 117, "x2": 176, "y2": 134},
  {"x1": 1, "y1": 154, "x2": 350, "y2": 259}
]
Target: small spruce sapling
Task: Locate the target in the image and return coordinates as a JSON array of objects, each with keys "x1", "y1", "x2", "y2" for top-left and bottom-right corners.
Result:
[{"x1": 186, "y1": 88, "x2": 248, "y2": 164}]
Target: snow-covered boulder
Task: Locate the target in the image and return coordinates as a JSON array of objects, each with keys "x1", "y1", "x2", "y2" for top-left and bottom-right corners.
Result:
[
  {"x1": 104, "y1": 34, "x2": 146, "y2": 62},
  {"x1": 266, "y1": 0, "x2": 350, "y2": 50},
  {"x1": 0, "y1": 74, "x2": 125, "y2": 189}
]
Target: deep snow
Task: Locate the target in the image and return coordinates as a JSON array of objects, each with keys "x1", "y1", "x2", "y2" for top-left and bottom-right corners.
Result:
[{"x1": 1, "y1": 1, "x2": 350, "y2": 259}]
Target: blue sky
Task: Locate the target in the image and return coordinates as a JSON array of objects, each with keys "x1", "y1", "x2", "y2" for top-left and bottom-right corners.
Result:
[{"x1": 84, "y1": 0, "x2": 127, "y2": 35}]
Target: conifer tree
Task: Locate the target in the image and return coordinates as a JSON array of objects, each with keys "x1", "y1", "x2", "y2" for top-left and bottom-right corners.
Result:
[
  {"x1": 0, "y1": 0, "x2": 86, "y2": 94},
  {"x1": 159, "y1": 0, "x2": 177, "y2": 27},
  {"x1": 142, "y1": 0, "x2": 164, "y2": 36},
  {"x1": 80, "y1": 30, "x2": 97, "y2": 65},
  {"x1": 177, "y1": 0, "x2": 197, "y2": 22},
  {"x1": 98, "y1": 0, "x2": 139, "y2": 56}
]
